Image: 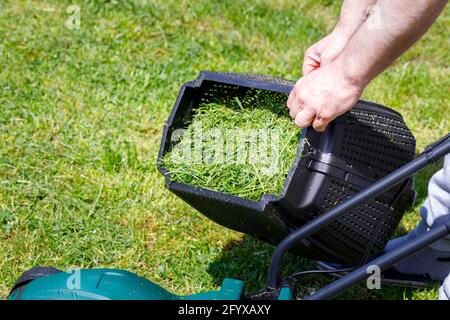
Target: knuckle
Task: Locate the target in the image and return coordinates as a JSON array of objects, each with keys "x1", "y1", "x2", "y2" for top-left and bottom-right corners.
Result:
[
  {"x1": 287, "y1": 93, "x2": 295, "y2": 108},
  {"x1": 295, "y1": 88, "x2": 306, "y2": 100}
]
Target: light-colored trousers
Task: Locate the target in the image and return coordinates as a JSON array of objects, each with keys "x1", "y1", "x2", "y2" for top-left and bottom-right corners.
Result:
[{"x1": 422, "y1": 154, "x2": 450, "y2": 300}]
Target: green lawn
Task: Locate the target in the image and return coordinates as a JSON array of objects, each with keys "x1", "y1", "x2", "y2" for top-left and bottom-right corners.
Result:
[{"x1": 0, "y1": 0, "x2": 448, "y2": 300}]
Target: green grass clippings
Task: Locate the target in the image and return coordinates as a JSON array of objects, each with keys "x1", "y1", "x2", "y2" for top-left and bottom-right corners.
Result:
[{"x1": 162, "y1": 90, "x2": 302, "y2": 200}]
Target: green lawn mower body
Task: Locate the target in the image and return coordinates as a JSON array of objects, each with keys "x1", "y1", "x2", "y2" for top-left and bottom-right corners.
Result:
[{"x1": 7, "y1": 267, "x2": 292, "y2": 300}]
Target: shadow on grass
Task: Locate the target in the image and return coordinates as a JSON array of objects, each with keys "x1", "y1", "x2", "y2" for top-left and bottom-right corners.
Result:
[
  {"x1": 207, "y1": 235, "x2": 437, "y2": 300},
  {"x1": 207, "y1": 160, "x2": 444, "y2": 300},
  {"x1": 207, "y1": 235, "x2": 312, "y2": 295}
]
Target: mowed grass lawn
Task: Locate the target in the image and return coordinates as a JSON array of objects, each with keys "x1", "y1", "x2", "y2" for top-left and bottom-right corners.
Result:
[{"x1": 0, "y1": 0, "x2": 448, "y2": 300}]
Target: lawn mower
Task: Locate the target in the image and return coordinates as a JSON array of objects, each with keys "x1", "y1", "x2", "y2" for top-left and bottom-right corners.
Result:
[{"x1": 8, "y1": 72, "x2": 450, "y2": 300}]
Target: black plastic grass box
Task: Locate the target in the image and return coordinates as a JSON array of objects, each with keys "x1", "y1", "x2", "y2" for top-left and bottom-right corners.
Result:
[{"x1": 157, "y1": 71, "x2": 416, "y2": 264}]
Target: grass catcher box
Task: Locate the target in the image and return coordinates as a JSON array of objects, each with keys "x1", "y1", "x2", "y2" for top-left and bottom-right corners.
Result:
[{"x1": 157, "y1": 71, "x2": 416, "y2": 264}]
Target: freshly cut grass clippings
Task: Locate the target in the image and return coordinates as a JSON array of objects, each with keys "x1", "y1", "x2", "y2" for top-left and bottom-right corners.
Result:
[{"x1": 162, "y1": 90, "x2": 302, "y2": 200}]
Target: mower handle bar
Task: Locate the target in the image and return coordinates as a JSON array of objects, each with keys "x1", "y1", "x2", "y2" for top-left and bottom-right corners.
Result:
[
  {"x1": 267, "y1": 132, "x2": 450, "y2": 291},
  {"x1": 306, "y1": 213, "x2": 450, "y2": 299}
]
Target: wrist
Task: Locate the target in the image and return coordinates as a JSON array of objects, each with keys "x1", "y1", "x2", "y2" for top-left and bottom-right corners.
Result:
[
  {"x1": 333, "y1": 23, "x2": 352, "y2": 40},
  {"x1": 333, "y1": 0, "x2": 377, "y2": 41},
  {"x1": 331, "y1": 55, "x2": 370, "y2": 91}
]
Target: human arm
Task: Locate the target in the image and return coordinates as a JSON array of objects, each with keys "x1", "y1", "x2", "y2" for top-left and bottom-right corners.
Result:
[
  {"x1": 303, "y1": 0, "x2": 377, "y2": 75},
  {"x1": 290, "y1": 0, "x2": 448, "y2": 132}
]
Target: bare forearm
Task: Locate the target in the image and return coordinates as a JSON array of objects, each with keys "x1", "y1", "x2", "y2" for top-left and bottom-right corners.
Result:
[
  {"x1": 289, "y1": 0, "x2": 447, "y2": 132},
  {"x1": 334, "y1": 0, "x2": 377, "y2": 39},
  {"x1": 337, "y1": 0, "x2": 447, "y2": 86},
  {"x1": 303, "y1": 0, "x2": 377, "y2": 73}
]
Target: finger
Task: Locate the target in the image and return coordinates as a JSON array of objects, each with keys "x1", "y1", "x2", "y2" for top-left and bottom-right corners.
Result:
[
  {"x1": 287, "y1": 90, "x2": 303, "y2": 119},
  {"x1": 302, "y1": 63, "x2": 316, "y2": 76},
  {"x1": 307, "y1": 52, "x2": 321, "y2": 63},
  {"x1": 287, "y1": 89, "x2": 296, "y2": 110},
  {"x1": 302, "y1": 57, "x2": 320, "y2": 76},
  {"x1": 312, "y1": 116, "x2": 328, "y2": 132},
  {"x1": 288, "y1": 91, "x2": 303, "y2": 118},
  {"x1": 294, "y1": 108, "x2": 316, "y2": 128},
  {"x1": 289, "y1": 103, "x2": 302, "y2": 119},
  {"x1": 302, "y1": 53, "x2": 321, "y2": 75}
]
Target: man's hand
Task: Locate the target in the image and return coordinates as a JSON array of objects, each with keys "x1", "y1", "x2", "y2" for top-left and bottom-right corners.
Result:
[
  {"x1": 302, "y1": 30, "x2": 350, "y2": 76},
  {"x1": 296, "y1": 29, "x2": 360, "y2": 132},
  {"x1": 302, "y1": 0, "x2": 378, "y2": 76},
  {"x1": 287, "y1": 61, "x2": 364, "y2": 132}
]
